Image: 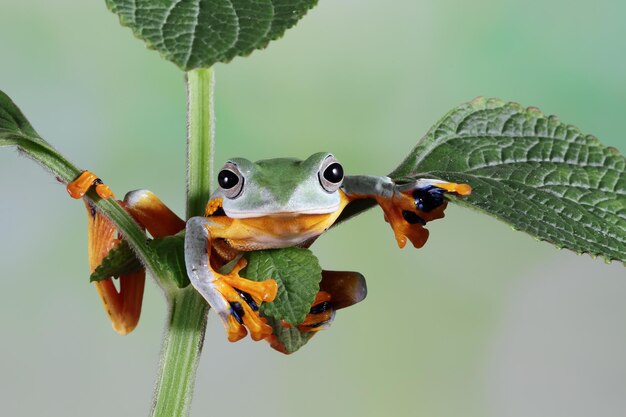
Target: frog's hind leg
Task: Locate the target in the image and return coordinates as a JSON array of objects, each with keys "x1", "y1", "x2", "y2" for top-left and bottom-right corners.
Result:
[
  {"x1": 185, "y1": 217, "x2": 278, "y2": 342},
  {"x1": 297, "y1": 291, "x2": 335, "y2": 331},
  {"x1": 267, "y1": 270, "x2": 367, "y2": 353},
  {"x1": 298, "y1": 270, "x2": 368, "y2": 332},
  {"x1": 85, "y1": 201, "x2": 145, "y2": 334},
  {"x1": 86, "y1": 190, "x2": 185, "y2": 334},
  {"x1": 123, "y1": 189, "x2": 185, "y2": 237}
]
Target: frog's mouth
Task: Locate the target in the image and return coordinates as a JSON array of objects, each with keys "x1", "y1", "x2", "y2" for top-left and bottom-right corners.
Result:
[
  {"x1": 224, "y1": 203, "x2": 342, "y2": 219},
  {"x1": 227, "y1": 188, "x2": 353, "y2": 220}
]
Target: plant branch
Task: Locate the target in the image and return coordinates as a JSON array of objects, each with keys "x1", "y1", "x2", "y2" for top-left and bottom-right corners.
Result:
[
  {"x1": 150, "y1": 67, "x2": 214, "y2": 417},
  {"x1": 0, "y1": 89, "x2": 161, "y2": 278},
  {"x1": 150, "y1": 286, "x2": 209, "y2": 416}
]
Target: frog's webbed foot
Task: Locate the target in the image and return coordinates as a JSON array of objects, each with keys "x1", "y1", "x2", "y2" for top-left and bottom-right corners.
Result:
[
  {"x1": 266, "y1": 270, "x2": 366, "y2": 353},
  {"x1": 342, "y1": 176, "x2": 471, "y2": 248},
  {"x1": 298, "y1": 270, "x2": 367, "y2": 332},
  {"x1": 297, "y1": 291, "x2": 335, "y2": 331},
  {"x1": 85, "y1": 200, "x2": 145, "y2": 334},
  {"x1": 67, "y1": 170, "x2": 115, "y2": 199},
  {"x1": 383, "y1": 179, "x2": 471, "y2": 248},
  {"x1": 216, "y1": 258, "x2": 279, "y2": 342},
  {"x1": 185, "y1": 217, "x2": 278, "y2": 342}
]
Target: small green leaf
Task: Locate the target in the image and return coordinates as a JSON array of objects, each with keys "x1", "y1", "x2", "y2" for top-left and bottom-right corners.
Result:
[
  {"x1": 90, "y1": 240, "x2": 143, "y2": 282},
  {"x1": 90, "y1": 234, "x2": 190, "y2": 288},
  {"x1": 0, "y1": 90, "x2": 40, "y2": 141},
  {"x1": 266, "y1": 317, "x2": 314, "y2": 354},
  {"x1": 105, "y1": 0, "x2": 319, "y2": 71},
  {"x1": 244, "y1": 247, "x2": 322, "y2": 325},
  {"x1": 392, "y1": 97, "x2": 626, "y2": 262}
]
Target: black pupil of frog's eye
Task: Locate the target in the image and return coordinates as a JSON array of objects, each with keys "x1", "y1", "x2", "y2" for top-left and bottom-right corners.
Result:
[
  {"x1": 218, "y1": 169, "x2": 239, "y2": 189},
  {"x1": 323, "y1": 163, "x2": 344, "y2": 183}
]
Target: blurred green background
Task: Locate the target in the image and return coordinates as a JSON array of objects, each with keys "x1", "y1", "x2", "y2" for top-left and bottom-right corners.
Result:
[{"x1": 1, "y1": 1, "x2": 625, "y2": 416}]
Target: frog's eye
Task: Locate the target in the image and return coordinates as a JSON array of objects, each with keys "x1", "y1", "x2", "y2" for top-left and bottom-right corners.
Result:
[
  {"x1": 319, "y1": 156, "x2": 344, "y2": 193},
  {"x1": 218, "y1": 162, "x2": 244, "y2": 199}
]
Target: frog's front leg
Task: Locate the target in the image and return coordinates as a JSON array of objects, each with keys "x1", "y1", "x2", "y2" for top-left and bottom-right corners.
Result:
[
  {"x1": 342, "y1": 176, "x2": 471, "y2": 248},
  {"x1": 185, "y1": 217, "x2": 278, "y2": 342}
]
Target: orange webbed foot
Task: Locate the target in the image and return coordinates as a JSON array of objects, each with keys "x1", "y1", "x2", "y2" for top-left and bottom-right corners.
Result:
[
  {"x1": 85, "y1": 201, "x2": 145, "y2": 334},
  {"x1": 297, "y1": 291, "x2": 335, "y2": 332},
  {"x1": 67, "y1": 171, "x2": 114, "y2": 199},
  {"x1": 379, "y1": 179, "x2": 472, "y2": 248},
  {"x1": 214, "y1": 258, "x2": 278, "y2": 342},
  {"x1": 265, "y1": 271, "x2": 368, "y2": 353}
]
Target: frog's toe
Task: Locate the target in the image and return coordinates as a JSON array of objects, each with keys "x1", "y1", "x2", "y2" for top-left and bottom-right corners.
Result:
[
  {"x1": 297, "y1": 270, "x2": 368, "y2": 332},
  {"x1": 224, "y1": 313, "x2": 248, "y2": 342},
  {"x1": 220, "y1": 259, "x2": 278, "y2": 303},
  {"x1": 213, "y1": 261, "x2": 278, "y2": 342},
  {"x1": 216, "y1": 280, "x2": 274, "y2": 342},
  {"x1": 67, "y1": 170, "x2": 114, "y2": 199},
  {"x1": 382, "y1": 179, "x2": 471, "y2": 248},
  {"x1": 412, "y1": 181, "x2": 471, "y2": 212},
  {"x1": 298, "y1": 291, "x2": 336, "y2": 332},
  {"x1": 411, "y1": 185, "x2": 446, "y2": 213},
  {"x1": 397, "y1": 179, "x2": 472, "y2": 214}
]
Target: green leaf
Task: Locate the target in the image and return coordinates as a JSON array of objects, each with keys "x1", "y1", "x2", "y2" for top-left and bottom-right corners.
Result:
[
  {"x1": 90, "y1": 240, "x2": 143, "y2": 282},
  {"x1": 391, "y1": 97, "x2": 626, "y2": 262},
  {"x1": 105, "y1": 0, "x2": 319, "y2": 71},
  {"x1": 90, "y1": 234, "x2": 190, "y2": 288},
  {"x1": 243, "y1": 247, "x2": 322, "y2": 325},
  {"x1": 0, "y1": 90, "x2": 40, "y2": 140},
  {"x1": 0, "y1": 89, "x2": 80, "y2": 182}
]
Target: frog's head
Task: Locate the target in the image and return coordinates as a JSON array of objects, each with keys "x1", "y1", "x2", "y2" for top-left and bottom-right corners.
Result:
[{"x1": 215, "y1": 152, "x2": 345, "y2": 218}]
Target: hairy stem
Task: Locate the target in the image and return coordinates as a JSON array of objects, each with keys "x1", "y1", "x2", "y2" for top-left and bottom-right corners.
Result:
[
  {"x1": 186, "y1": 67, "x2": 215, "y2": 219},
  {"x1": 150, "y1": 67, "x2": 214, "y2": 417},
  {"x1": 150, "y1": 287, "x2": 209, "y2": 416}
]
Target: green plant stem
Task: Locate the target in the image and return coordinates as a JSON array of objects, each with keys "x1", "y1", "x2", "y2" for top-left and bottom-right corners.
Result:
[
  {"x1": 150, "y1": 287, "x2": 209, "y2": 416},
  {"x1": 186, "y1": 67, "x2": 215, "y2": 219},
  {"x1": 150, "y1": 67, "x2": 215, "y2": 417}
]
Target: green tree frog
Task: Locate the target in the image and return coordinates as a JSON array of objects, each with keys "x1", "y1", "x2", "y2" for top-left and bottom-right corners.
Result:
[{"x1": 68, "y1": 152, "x2": 471, "y2": 345}]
